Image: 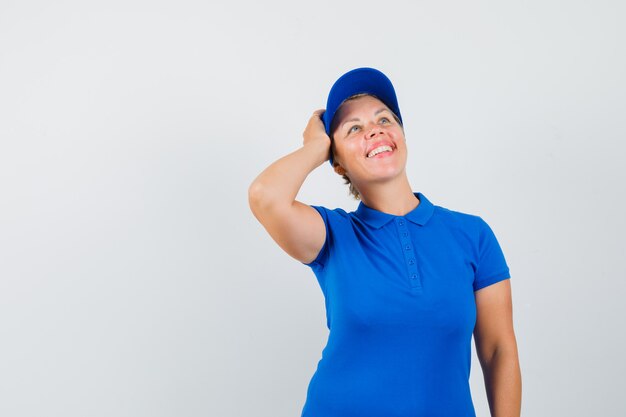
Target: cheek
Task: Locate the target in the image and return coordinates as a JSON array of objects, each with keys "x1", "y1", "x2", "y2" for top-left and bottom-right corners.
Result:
[
  {"x1": 331, "y1": 142, "x2": 348, "y2": 166},
  {"x1": 335, "y1": 140, "x2": 359, "y2": 157}
]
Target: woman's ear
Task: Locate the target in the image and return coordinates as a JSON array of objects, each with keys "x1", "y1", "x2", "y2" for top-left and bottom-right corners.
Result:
[
  {"x1": 333, "y1": 163, "x2": 346, "y2": 176},
  {"x1": 331, "y1": 139, "x2": 346, "y2": 176}
]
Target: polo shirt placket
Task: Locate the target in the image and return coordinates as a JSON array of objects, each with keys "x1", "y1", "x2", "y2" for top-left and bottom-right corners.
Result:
[{"x1": 394, "y1": 217, "x2": 422, "y2": 291}]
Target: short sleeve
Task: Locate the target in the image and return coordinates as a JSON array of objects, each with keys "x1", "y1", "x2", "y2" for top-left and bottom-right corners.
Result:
[
  {"x1": 303, "y1": 205, "x2": 331, "y2": 270},
  {"x1": 473, "y1": 217, "x2": 511, "y2": 291}
]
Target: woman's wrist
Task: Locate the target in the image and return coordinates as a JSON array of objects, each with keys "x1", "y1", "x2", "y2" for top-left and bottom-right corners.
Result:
[{"x1": 302, "y1": 139, "x2": 331, "y2": 168}]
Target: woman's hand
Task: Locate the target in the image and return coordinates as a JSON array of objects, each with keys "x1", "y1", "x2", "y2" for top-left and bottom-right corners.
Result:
[{"x1": 303, "y1": 109, "x2": 332, "y2": 165}]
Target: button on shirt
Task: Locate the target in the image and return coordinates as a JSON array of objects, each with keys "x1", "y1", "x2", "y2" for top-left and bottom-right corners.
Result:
[{"x1": 301, "y1": 192, "x2": 511, "y2": 417}]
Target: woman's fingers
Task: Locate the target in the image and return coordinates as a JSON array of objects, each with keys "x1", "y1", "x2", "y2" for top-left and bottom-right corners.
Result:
[
  {"x1": 303, "y1": 109, "x2": 331, "y2": 158},
  {"x1": 312, "y1": 109, "x2": 325, "y2": 118}
]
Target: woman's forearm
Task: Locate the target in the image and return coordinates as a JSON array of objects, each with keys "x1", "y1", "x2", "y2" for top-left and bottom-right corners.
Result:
[
  {"x1": 248, "y1": 141, "x2": 329, "y2": 210},
  {"x1": 483, "y1": 348, "x2": 522, "y2": 417}
]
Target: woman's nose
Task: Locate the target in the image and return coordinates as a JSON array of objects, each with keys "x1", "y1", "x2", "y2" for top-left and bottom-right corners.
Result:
[{"x1": 367, "y1": 125, "x2": 382, "y2": 139}]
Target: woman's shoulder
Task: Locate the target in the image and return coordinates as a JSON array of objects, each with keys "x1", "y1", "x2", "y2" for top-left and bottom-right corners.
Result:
[
  {"x1": 431, "y1": 202, "x2": 488, "y2": 233},
  {"x1": 309, "y1": 205, "x2": 356, "y2": 226},
  {"x1": 310, "y1": 204, "x2": 350, "y2": 216},
  {"x1": 434, "y1": 201, "x2": 480, "y2": 220}
]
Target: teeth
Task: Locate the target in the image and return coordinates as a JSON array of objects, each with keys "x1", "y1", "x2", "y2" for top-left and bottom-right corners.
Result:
[{"x1": 367, "y1": 145, "x2": 393, "y2": 158}]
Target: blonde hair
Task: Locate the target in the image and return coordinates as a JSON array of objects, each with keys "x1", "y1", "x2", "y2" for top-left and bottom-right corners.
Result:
[{"x1": 330, "y1": 94, "x2": 403, "y2": 200}]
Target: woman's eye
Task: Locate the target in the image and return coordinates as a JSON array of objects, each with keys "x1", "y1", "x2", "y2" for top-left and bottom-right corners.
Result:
[
  {"x1": 349, "y1": 125, "x2": 360, "y2": 133},
  {"x1": 380, "y1": 117, "x2": 390, "y2": 124}
]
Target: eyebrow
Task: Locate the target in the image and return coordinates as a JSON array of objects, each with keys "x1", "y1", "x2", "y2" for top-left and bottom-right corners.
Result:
[
  {"x1": 341, "y1": 108, "x2": 391, "y2": 130},
  {"x1": 374, "y1": 108, "x2": 390, "y2": 116}
]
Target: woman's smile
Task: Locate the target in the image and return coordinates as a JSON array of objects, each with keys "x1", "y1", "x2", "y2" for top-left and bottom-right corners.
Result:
[{"x1": 366, "y1": 142, "x2": 395, "y2": 158}]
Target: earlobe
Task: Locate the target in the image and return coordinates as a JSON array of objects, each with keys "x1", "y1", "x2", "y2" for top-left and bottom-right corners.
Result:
[{"x1": 333, "y1": 164, "x2": 346, "y2": 176}]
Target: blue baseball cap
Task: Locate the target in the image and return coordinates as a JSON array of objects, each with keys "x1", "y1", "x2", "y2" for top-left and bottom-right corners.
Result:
[{"x1": 322, "y1": 67, "x2": 402, "y2": 166}]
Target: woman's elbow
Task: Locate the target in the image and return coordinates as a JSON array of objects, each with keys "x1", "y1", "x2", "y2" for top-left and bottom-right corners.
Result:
[
  {"x1": 248, "y1": 179, "x2": 279, "y2": 216},
  {"x1": 248, "y1": 180, "x2": 266, "y2": 212}
]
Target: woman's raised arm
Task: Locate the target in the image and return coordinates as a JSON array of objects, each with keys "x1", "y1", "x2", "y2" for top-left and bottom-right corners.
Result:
[{"x1": 248, "y1": 110, "x2": 331, "y2": 264}]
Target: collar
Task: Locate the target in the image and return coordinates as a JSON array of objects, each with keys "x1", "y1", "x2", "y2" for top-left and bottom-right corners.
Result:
[{"x1": 354, "y1": 192, "x2": 435, "y2": 229}]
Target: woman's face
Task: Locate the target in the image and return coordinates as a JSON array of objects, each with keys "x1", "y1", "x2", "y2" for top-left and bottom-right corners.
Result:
[{"x1": 331, "y1": 95, "x2": 407, "y2": 188}]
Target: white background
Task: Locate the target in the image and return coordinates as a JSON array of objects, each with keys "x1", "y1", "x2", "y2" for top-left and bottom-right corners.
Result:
[{"x1": 1, "y1": 1, "x2": 625, "y2": 416}]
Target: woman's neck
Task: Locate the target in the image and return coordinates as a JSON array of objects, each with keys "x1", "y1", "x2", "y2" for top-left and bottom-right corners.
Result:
[{"x1": 357, "y1": 175, "x2": 419, "y2": 216}]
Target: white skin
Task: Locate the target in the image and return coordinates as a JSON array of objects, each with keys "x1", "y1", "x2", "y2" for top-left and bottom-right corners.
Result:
[{"x1": 329, "y1": 95, "x2": 419, "y2": 215}]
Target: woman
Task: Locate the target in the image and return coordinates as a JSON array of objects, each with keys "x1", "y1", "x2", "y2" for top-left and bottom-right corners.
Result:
[{"x1": 248, "y1": 68, "x2": 522, "y2": 417}]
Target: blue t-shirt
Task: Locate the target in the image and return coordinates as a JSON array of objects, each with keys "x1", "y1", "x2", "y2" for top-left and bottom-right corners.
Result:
[{"x1": 301, "y1": 192, "x2": 510, "y2": 417}]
